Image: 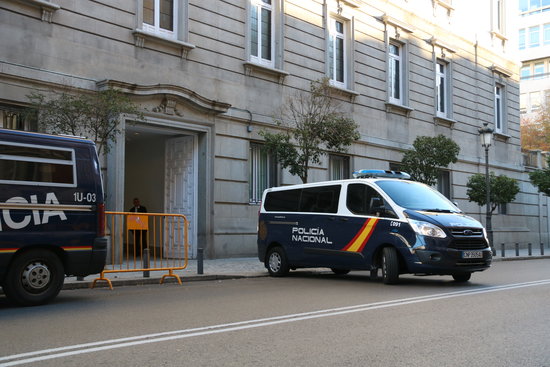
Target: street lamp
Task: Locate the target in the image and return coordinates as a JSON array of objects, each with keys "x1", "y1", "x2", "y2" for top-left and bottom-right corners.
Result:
[{"x1": 478, "y1": 122, "x2": 494, "y2": 253}]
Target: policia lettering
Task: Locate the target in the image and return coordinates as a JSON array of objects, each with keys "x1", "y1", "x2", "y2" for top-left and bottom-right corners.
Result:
[
  {"x1": 1, "y1": 193, "x2": 67, "y2": 231},
  {"x1": 292, "y1": 227, "x2": 333, "y2": 245}
]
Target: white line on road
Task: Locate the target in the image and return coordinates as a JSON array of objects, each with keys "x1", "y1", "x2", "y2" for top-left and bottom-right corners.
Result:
[{"x1": 2, "y1": 279, "x2": 550, "y2": 366}]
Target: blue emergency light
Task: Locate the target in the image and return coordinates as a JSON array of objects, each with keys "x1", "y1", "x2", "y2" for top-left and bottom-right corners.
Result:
[{"x1": 353, "y1": 169, "x2": 411, "y2": 180}]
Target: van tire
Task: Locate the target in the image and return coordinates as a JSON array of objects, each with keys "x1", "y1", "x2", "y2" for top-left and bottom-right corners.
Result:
[
  {"x1": 381, "y1": 247, "x2": 399, "y2": 284},
  {"x1": 452, "y1": 273, "x2": 471, "y2": 282},
  {"x1": 3, "y1": 250, "x2": 65, "y2": 306},
  {"x1": 266, "y1": 247, "x2": 289, "y2": 277}
]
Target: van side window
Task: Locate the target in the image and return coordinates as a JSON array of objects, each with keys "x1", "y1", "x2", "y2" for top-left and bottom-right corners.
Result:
[
  {"x1": 299, "y1": 185, "x2": 341, "y2": 213},
  {"x1": 264, "y1": 189, "x2": 301, "y2": 212},
  {"x1": 347, "y1": 184, "x2": 397, "y2": 218},
  {"x1": 0, "y1": 143, "x2": 75, "y2": 185}
]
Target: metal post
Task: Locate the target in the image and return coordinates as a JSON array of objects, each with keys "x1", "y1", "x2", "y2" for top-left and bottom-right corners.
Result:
[
  {"x1": 197, "y1": 247, "x2": 204, "y2": 275},
  {"x1": 528, "y1": 243, "x2": 532, "y2": 256},
  {"x1": 541, "y1": 243, "x2": 545, "y2": 256},
  {"x1": 485, "y1": 147, "x2": 493, "y2": 253},
  {"x1": 501, "y1": 243, "x2": 505, "y2": 258},
  {"x1": 515, "y1": 243, "x2": 519, "y2": 257},
  {"x1": 142, "y1": 248, "x2": 150, "y2": 278}
]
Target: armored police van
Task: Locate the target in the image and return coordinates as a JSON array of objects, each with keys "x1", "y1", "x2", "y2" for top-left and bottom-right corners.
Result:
[
  {"x1": 257, "y1": 170, "x2": 492, "y2": 284},
  {"x1": 0, "y1": 129, "x2": 107, "y2": 306}
]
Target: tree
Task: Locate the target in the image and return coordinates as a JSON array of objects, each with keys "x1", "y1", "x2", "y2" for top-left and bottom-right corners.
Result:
[
  {"x1": 466, "y1": 173, "x2": 520, "y2": 213},
  {"x1": 400, "y1": 135, "x2": 460, "y2": 186},
  {"x1": 529, "y1": 155, "x2": 550, "y2": 195},
  {"x1": 27, "y1": 88, "x2": 143, "y2": 155},
  {"x1": 521, "y1": 102, "x2": 550, "y2": 151},
  {"x1": 259, "y1": 78, "x2": 360, "y2": 183}
]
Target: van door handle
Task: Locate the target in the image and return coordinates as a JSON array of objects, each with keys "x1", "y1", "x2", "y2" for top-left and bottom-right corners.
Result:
[{"x1": 339, "y1": 217, "x2": 349, "y2": 222}]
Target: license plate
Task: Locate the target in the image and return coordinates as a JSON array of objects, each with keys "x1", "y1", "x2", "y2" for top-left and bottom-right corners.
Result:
[{"x1": 462, "y1": 250, "x2": 483, "y2": 259}]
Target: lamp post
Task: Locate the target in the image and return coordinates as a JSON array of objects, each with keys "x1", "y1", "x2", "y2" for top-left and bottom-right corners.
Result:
[{"x1": 478, "y1": 122, "x2": 494, "y2": 253}]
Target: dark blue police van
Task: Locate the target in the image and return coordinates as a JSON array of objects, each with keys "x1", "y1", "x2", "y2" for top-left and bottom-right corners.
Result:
[
  {"x1": 257, "y1": 170, "x2": 492, "y2": 284},
  {"x1": 0, "y1": 129, "x2": 107, "y2": 305}
]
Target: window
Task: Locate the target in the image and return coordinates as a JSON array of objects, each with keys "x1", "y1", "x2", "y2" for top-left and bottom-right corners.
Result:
[
  {"x1": 520, "y1": 65, "x2": 530, "y2": 80},
  {"x1": 329, "y1": 155, "x2": 350, "y2": 180},
  {"x1": 143, "y1": 0, "x2": 176, "y2": 39},
  {"x1": 493, "y1": 0, "x2": 505, "y2": 33},
  {"x1": 545, "y1": 24, "x2": 550, "y2": 45},
  {"x1": 529, "y1": 26, "x2": 540, "y2": 48},
  {"x1": 346, "y1": 184, "x2": 397, "y2": 218},
  {"x1": 520, "y1": 0, "x2": 550, "y2": 14},
  {"x1": 249, "y1": 0, "x2": 274, "y2": 67},
  {"x1": 498, "y1": 203, "x2": 507, "y2": 215},
  {"x1": 0, "y1": 104, "x2": 36, "y2": 131},
  {"x1": 534, "y1": 63, "x2": 545, "y2": 80},
  {"x1": 249, "y1": 143, "x2": 278, "y2": 204},
  {"x1": 263, "y1": 185, "x2": 341, "y2": 213},
  {"x1": 494, "y1": 84, "x2": 505, "y2": 133},
  {"x1": 0, "y1": 143, "x2": 75, "y2": 186},
  {"x1": 299, "y1": 186, "x2": 341, "y2": 213},
  {"x1": 436, "y1": 60, "x2": 450, "y2": 118},
  {"x1": 437, "y1": 170, "x2": 451, "y2": 199},
  {"x1": 519, "y1": 29, "x2": 526, "y2": 49},
  {"x1": 388, "y1": 41, "x2": 404, "y2": 105},
  {"x1": 328, "y1": 18, "x2": 346, "y2": 87}
]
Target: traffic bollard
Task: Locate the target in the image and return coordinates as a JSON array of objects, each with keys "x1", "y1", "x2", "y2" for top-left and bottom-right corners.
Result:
[
  {"x1": 143, "y1": 248, "x2": 150, "y2": 278},
  {"x1": 501, "y1": 243, "x2": 505, "y2": 258},
  {"x1": 528, "y1": 243, "x2": 532, "y2": 256},
  {"x1": 515, "y1": 243, "x2": 519, "y2": 257},
  {"x1": 197, "y1": 247, "x2": 204, "y2": 275},
  {"x1": 542, "y1": 243, "x2": 545, "y2": 256}
]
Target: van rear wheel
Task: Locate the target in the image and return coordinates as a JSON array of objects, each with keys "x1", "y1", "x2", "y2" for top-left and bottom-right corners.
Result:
[
  {"x1": 3, "y1": 250, "x2": 64, "y2": 306},
  {"x1": 266, "y1": 247, "x2": 289, "y2": 277},
  {"x1": 381, "y1": 247, "x2": 399, "y2": 284}
]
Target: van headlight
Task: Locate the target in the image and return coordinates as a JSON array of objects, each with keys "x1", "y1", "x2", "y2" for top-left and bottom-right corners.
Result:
[{"x1": 409, "y1": 220, "x2": 447, "y2": 238}]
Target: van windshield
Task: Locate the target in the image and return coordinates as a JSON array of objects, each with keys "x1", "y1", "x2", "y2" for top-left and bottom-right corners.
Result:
[{"x1": 375, "y1": 180, "x2": 459, "y2": 212}]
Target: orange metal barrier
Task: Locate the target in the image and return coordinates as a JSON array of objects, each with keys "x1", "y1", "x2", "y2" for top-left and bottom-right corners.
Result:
[{"x1": 92, "y1": 212, "x2": 189, "y2": 289}]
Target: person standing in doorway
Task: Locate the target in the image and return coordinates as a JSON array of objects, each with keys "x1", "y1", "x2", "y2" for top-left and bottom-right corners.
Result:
[{"x1": 128, "y1": 197, "x2": 148, "y2": 254}]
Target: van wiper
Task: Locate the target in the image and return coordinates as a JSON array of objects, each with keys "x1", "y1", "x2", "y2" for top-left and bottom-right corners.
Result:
[{"x1": 420, "y1": 208, "x2": 457, "y2": 213}]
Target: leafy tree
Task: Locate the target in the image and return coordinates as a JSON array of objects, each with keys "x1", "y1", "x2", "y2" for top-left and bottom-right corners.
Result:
[
  {"x1": 400, "y1": 135, "x2": 460, "y2": 186},
  {"x1": 260, "y1": 78, "x2": 360, "y2": 183},
  {"x1": 27, "y1": 88, "x2": 143, "y2": 155},
  {"x1": 529, "y1": 155, "x2": 550, "y2": 195},
  {"x1": 520, "y1": 103, "x2": 550, "y2": 151},
  {"x1": 466, "y1": 173, "x2": 520, "y2": 213}
]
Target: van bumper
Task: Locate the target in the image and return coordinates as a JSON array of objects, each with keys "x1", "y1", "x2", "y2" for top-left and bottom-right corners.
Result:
[
  {"x1": 65, "y1": 236, "x2": 108, "y2": 276},
  {"x1": 89, "y1": 236, "x2": 108, "y2": 274},
  {"x1": 410, "y1": 248, "x2": 492, "y2": 274}
]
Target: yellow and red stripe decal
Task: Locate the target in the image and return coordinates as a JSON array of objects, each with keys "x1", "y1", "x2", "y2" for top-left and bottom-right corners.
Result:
[
  {"x1": 0, "y1": 248, "x2": 18, "y2": 254},
  {"x1": 342, "y1": 218, "x2": 379, "y2": 253},
  {"x1": 61, "y1": 246, "x2": 93, "y2": 252}
]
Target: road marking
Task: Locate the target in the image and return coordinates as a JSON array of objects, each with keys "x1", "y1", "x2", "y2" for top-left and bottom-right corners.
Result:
[{"x1": 2, "y1": 279, "x2": 550, "y2": 366}]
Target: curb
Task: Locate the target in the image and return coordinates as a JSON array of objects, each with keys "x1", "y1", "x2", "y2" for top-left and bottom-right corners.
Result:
[{"x1": 62, "y1": 273, "x2": 270, "y2": 290}]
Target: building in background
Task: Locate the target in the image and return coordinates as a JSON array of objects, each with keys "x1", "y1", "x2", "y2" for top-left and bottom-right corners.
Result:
[
  {"x1": 518, "y1": 0, "x2": 550, "y2": 117},
  {"x1": 1, "y1": 0, "x2": 546, "y2": 258}
]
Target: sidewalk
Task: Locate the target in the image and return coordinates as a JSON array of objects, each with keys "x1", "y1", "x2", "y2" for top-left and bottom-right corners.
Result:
[{"x1": 64, "y1": 248, "x2": 550, "y2": 290}]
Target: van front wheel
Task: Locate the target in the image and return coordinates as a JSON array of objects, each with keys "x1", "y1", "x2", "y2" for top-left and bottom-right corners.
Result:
[
  {"x1": 3, "y1": 250, "x2": 65, "y2": 306},
  {"x1": 266, "y1": 247, "x2": 289, "y2": 277},
  {"x1": 381, "y1": 247, "x2": 399, "y2": 284}
]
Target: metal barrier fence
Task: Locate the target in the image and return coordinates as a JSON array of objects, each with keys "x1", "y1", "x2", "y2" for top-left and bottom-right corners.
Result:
[
  {"x1": 92, "y1": 211, "x2": 189, "y2": 289},
  {"x1": 496, "y1": 243, "x2": 549, "y2": 258}
]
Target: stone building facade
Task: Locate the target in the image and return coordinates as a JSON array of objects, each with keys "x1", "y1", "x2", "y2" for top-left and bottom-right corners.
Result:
[{"x1": 1, "y1": 0, "x2": 545, "y2": 258}]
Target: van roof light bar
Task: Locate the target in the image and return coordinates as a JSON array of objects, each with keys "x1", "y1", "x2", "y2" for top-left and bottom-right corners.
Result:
[{"x1": 353, "y1": 169, "x2": 411, "y2": 180}]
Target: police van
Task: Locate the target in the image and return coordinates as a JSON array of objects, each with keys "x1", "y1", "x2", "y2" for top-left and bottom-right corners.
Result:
[
  {"x1": 0, "y1": 128, "x2": 107, "y2": 306},
  {"x1": 257, "y1": 170, "x2": 492, "y2": 284}
]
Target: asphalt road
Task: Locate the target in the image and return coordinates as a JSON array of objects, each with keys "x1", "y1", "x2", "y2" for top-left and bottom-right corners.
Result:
[{"x1": 1, "y1": 260, "x2": 550, "y2": 367}]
